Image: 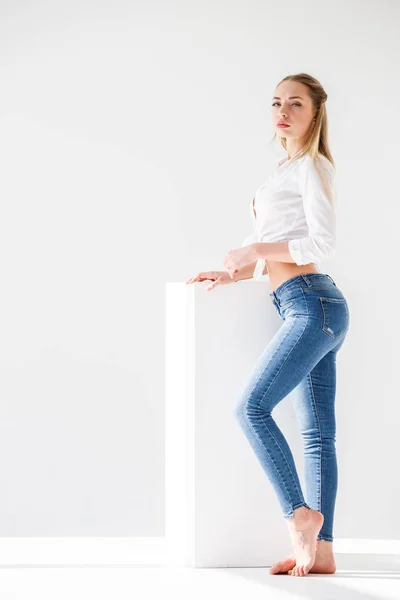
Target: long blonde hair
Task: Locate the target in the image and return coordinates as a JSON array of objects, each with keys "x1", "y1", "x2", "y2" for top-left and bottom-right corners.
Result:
[
  {"x1": 271, "y1": 73, "x2": 336, "y2": 209},
  {"x1": 272, "y1": 72, "x2": 334, "y2": 169}
]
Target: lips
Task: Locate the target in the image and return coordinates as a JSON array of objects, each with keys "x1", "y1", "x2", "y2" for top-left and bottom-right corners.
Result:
[{"x1": 277, "y1": 123, "x2": 290, "y2": 127}]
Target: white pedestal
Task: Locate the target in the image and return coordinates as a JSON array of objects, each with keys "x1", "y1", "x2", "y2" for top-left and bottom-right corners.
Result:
[{"x1": 165, "y1": 280, "x2": 307, "y2": 568}]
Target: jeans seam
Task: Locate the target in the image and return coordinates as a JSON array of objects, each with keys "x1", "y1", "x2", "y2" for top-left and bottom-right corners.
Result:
[
  {"x1": 308, "y1": 370, "x2": 323, "y2": 515},
  {"x1": 304, "y1": 286, "x2": 324, "y2": 526}
]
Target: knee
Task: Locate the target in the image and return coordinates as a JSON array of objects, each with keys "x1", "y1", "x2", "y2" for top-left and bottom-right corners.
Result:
[
  {"x1": 233, "y1": 395, "x2": 272, "y2": 422},
  {"x1": 303, "y1": 433, "x2": 336, "y2": 451},
  {"x1": 233, "y1": 391, "x2": 252, "y2": 423}
]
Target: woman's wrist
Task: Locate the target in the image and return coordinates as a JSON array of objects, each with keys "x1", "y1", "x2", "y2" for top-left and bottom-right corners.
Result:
[
  {"x1": 251, "y1": 242, "x2": 264, "y2": 260},
  {"x1": 231, "y1": 259, "x2": 258, "y2": 282}
]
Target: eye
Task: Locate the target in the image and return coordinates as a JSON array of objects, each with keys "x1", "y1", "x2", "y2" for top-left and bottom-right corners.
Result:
[
  {"x1": 293, "y1": 103, "x2": 301, "y2": 107},
  {"x1": 272, "y1": 102, "x2": 301, "y2": 107}
]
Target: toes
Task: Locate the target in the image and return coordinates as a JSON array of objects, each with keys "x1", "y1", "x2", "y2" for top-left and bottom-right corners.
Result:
[
  {"x1": 287, "y1": 564, "x2": 313, "y2": 577},
  {"x1": 269, "y1": 556, "x2": 296, "y2": 575},
  {"x1": 269, "y1": 564, "x2": 279, "y2": 574},
  {"x1": 269, "y1": 562, "x2": 284, "y2": 574}
]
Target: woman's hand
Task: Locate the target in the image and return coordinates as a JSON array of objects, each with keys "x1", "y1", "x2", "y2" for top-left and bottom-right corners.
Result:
[
  {"x1": 223, "y1": 244, "x2": 258, "y2": 279},
  {"x1": 185, "y1": 271, "x2": 235, "y2": 291}
]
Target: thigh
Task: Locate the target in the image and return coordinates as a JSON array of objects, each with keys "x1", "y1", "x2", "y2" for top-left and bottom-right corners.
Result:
[
  {"x1": 236, "y1": 311, "x2": 339, "y2": 416},
  {"x1": 291, "y1": 350, "x2": 338, "y2": 439}
]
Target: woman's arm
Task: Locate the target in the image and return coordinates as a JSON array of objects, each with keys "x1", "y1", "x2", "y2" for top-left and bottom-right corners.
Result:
[
  {"x1": 233, "y1": 258, "x2": 268, "y2": 282},
  {"x1": 253, "y1": 157, "x2": 336, "y2": 265},
  {"x1": 253, "y1": 240, "x2": 295, "y2": 263}
]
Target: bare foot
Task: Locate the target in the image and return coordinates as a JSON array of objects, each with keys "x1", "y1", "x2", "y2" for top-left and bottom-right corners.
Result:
[
  {"x1": 269, "y1": 553, "x2": 296, "y2": 575},
  {"x1": 284, "y1": 506, "x2": 324, "y2": 576},
  {"x1": 307, "y1": 540, "x2": 336, "y2": 574},
  {"x1": 269, "y1": 543, "x2": 336, "y2": 575},
  {"x1": 269, "y1": 540, "x2": 336, "y2": 576}
]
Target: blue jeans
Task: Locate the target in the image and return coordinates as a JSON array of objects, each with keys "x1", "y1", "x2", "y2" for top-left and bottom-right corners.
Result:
[{"x1": 234, "y1": 273, "x2": 350, "y2": 542}]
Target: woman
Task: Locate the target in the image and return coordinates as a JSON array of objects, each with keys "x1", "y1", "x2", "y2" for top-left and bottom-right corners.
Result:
[{"x1": 186, "y1": 73, "x2": 349, "y2": 577}]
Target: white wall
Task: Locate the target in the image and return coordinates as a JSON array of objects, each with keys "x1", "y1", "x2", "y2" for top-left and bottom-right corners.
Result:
[{"x1": 0, "y1": 0, "x2": 399, "y2": 539}]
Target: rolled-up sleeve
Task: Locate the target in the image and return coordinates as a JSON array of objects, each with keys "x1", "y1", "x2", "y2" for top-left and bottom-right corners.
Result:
[{"x1": 288, "y1": 157, "x2": 337, "y2": 266}]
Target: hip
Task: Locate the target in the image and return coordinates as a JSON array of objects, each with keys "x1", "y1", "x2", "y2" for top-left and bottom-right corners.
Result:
[{"x1": 269, "y1": 273, "x2": 350, "y2": 342}]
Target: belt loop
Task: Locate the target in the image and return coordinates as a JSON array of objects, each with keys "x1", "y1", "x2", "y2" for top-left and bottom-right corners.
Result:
[
  {"x1": 327, "y1": 274, "x2": 336, "y2": 286},
  {"x1": 301, "y1": 274, "x2": 311, "y2": 287}
]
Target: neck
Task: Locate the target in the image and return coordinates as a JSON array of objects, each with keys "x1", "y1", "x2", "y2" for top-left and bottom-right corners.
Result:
[{"x1": 285, "y1": 140, "x2": 306, "y2": 160}]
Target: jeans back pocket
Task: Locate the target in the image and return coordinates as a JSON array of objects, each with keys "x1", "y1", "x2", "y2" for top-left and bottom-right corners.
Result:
[{"x1": 320, "y1": 297, "x2": 349, "y2": 339}]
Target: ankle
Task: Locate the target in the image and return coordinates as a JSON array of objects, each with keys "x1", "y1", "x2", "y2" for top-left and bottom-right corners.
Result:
[
  {"x1": 289, "y1": 506, "x2": 312, "y2": 522},
  {"x1": 316, "y1": 540, "x2": 334, "y2": 555}
]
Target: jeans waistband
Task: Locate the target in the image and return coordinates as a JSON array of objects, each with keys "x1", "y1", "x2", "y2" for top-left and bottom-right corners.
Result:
[{"x1": 269, "y1": 273, "x2": 337, "y2": 303}]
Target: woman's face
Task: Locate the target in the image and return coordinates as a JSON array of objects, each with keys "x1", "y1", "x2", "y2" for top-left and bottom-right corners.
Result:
[{"x1": 272, "y1": 81, "x2": 316, "y2": 141}]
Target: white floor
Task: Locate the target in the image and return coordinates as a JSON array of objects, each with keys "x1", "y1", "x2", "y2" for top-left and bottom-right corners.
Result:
[
  {"x1": 1, "y1": 558, "x2": 400, "y2": 600},
  {"x1": 1, "y1": 538, "x2": 400, "y2": 599}
]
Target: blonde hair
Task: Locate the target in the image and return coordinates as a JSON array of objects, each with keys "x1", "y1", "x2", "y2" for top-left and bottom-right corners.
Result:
[{"x1": 271, "y1": 72, "x2": 336, "y2": 208}]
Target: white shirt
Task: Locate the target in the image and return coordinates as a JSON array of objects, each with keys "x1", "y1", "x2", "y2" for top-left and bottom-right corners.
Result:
[{"x1": 241, "y1": 151, "x2": 337, "y2": 280}]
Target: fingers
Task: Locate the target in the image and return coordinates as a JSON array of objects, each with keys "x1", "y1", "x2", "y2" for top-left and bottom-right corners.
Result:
[
  {"x1": 206, "y1": 276, "x2": 224, "y2": 291},
  {"x1": 186, "y1": 272, "x2": 223, "y2": 290},
  {"x1": 186, "y1": 274, "x2": 201, "y2": 284},
  {"x1": 205, "y1": 279, "x2": 217, "y2": 291},
  {"x1": 186, "y1": 272, "x2": 214, "y2": 284}
]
